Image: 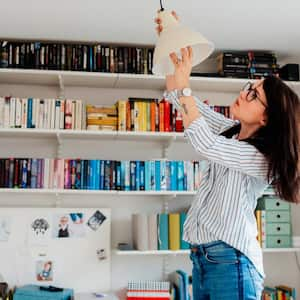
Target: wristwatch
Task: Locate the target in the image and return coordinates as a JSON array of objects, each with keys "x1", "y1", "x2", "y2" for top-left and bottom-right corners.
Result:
[{"x1": 176, "y1": 87, "x2": 192, "y2": 98}]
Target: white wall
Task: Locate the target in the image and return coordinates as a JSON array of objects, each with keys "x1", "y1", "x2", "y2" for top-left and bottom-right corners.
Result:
[{"x1": 0, "y1": 81, "x2": 299, "y2": 297}]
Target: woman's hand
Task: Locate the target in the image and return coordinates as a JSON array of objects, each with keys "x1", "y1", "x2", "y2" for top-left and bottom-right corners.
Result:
[{"x1": 154, "y1": 11, "x2": 192, "y2": 91}]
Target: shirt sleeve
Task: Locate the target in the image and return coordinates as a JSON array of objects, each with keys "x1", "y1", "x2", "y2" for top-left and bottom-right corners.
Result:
[
  {"x1": 184, "y1": 116, "x2": 269, "y2": 180},
  {"x1": 164, "y1": 90, "x2": 238, "y2": 135}
]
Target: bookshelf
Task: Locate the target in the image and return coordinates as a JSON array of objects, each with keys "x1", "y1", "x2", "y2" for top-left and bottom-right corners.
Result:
[{"x1": 0, "y1": 67, "x2": 299, "y2": 294}]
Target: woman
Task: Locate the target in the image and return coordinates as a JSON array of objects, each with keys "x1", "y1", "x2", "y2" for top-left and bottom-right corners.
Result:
[{"x1": 156, "y1": 12, "x2": 300, "y2": 300}]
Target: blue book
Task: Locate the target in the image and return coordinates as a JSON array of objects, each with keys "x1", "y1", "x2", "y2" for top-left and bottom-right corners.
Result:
[
  {"x1": 130, "y1": 161, "x2": 136, "y2": 191},
  {"x1": 99, "y1": 160, "x2": 105, "y2": 190},
  {"x1": 95, "y1": 160, "x2": 100, "y2": 190},
  {"x1": 144, "y1": 161, "x2": 150, "y2": 191},
  {"x1": 104, "y1": 160, "x2": 111, "y2": 190},
  {"x1": 89, "y1": 46, "x2": 94, "y2": 71},
  {"x1": 170, "y1": 161, "x2": 178, "y2": 191},
  {"x1": 160, "y1": 160, "x2": 167, "y2": 191},
  {"x1": 80, "y1": 159, "x2": 85, "y2": 190},
  {"x1": 177, "y1": 161, "x2": 184, "y2": 191},
  {"x1": 150, "y1": 160, "x2": 156, "y2": 191},
  {"x1": 180, "y1": 213, "x2": 189, "y2": 250},
  {"x1": 155, "y1": 161, "x2": 161, "y2": 191},
  {"x1": 124, "y1": 161, "x2": 130, "y2": 191},
  {"x1": 87, "y1": 160, "x2": 91, "y2": 190},
  {"x1": 75, "y1": 159, "x2": 81, "y2": 190},
  {"x1": 158, "y1": 213, "x2": 169, "y2": 250},
  {"x1": 135, "y1": 160, "x2": 140, "y2": 190},
  {"x1": 21, "y1": 159, "x2": 27, "y2": 189},
  {"x1": 27, "y1": 98, "x2": 33, "y2": 128},
  {"x1": 140, "y1": 161, "x2": 145, "y2": 191},
  {"x1": 30, "y1": 159, "x2": 38, "y2": 189},
  {"x1": 116, "y1": 161, "x2": 121, "y2": 190}
]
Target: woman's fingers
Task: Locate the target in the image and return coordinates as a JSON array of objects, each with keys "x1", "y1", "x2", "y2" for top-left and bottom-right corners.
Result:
[
  {"x1": 169, "y1": 52, "x2": 180, "y2": 67},
  {"x1": 181, "y1": 48, "x2": 189, "y2": 63},
  {"x1": 156, "y1": 25, "x2": 163, "y2": 35},
  {"x1": 171, "y1": 11, "x2": 179, "y2": 20},
  {"x1": 187, "y1": 46, "x2": 193, "y2": 60}
]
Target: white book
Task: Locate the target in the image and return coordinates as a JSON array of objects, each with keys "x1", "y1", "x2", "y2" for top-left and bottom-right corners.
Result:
[
  {"x1": 21, "y1": 98, "x2": 28, "y2": 128},
  {"x1": 43, "y1": 158, "x2": 50, "y2": 189},
  {"x1": 81, "y1": 101, "x2": 86, "y2": 130},
  {"x1": 34, "y1": 98, "x2": 40, "y2": 129},
  {"x1": 50, "y1": 99, "x2": 56, "y2": 130},
  {"x1": 59, "y1": 100, "x2": 65, "y2": 129},
  {"x1": 54, "y1": 100, "x2": 61, "y2": 129},
  {"x1": 46, "y1": 99, "x2": 51, "y2": 129},
  {"x1": 76, "y1": 100, "x2": 82, "y2": 130},
  {"x1": 3, "y1": 97, "x2": 10, "y2": 128},
  {"x1": 0, "y1": 97, "x2": 4, "y2": 128},
  {"x1": 71, "y1": 100, "x2": 76, "y2": 130},
  {"x1": 31, "y1": 98, "x2": 36, "y2": 128},
  {"x1": 15, "y1": 98, "x2": 22, "y2": 128},
  {"x1": 132, "y1": 214, "x2": 148, "y2": 251},
  {"x1": 194, "y1": 161, "x2": 200, "y2": 190},
  {"x1": 48, "y1": 159, "x2": 54, "y2": 188},
  {"x1": 39, "y1": 99, "x2": 44, "y2": 129},
  {"x1": 148, "y1": 214, "x2": 158, "y2": 250}
]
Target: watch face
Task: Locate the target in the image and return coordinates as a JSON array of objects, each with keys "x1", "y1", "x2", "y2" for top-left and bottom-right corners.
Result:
[{"x1": 183, "y1": 88, "x2": 192, "y2": 96}]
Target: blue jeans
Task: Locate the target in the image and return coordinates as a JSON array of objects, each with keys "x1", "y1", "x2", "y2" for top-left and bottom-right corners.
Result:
[{"x1": 189, "y1": 240, "x2": 264, "y2": 300}]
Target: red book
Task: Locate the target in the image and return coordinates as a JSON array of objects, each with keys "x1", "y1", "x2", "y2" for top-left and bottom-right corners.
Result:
[{"x1": 164, "y1": 101, "x2": 170, "y2": 132}]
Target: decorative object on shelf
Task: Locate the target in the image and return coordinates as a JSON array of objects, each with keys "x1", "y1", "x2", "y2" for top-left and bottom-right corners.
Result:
[{"x1": 152, "y1": 0, "x2": 214, "y2": 75}]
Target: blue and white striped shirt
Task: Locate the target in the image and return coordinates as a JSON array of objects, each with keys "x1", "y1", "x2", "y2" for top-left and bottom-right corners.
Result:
[{"x1": 165, "y1": 90, "x2": 270, "y2": 278}]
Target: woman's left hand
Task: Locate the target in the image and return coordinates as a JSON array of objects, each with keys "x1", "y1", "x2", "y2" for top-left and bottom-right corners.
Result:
[{"x1": 169, "y1": 46, "x2": 193, "y2": 90}]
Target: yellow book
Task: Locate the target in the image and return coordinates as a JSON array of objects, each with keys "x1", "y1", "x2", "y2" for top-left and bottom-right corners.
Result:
[
  {"x1": 169, "y1": 213, "x2": 180, "y2": 250},
  {"x1": 117, "y1": 100, "x2": 127, "y2": 131},
  {"x1": 255, "y1": 210, "x2": 262, "y2": 247},
  {"x1": 277, "y1": 290, "x2": 283, "y2": 300}
]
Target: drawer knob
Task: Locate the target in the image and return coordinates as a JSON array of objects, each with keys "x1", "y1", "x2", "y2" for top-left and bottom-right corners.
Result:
[
  {"x1": 276, "y1": 202, "x2": 280, "y2": 206},
  {"x1": 277, "y1": 239, "x2": 281, "y2": 244},
  {"x1": 277, "y1": 214, "x2": 281, "y2": 218},
  {"x1": 277, "y1": 227, "x2": 281, "y2": 231}
]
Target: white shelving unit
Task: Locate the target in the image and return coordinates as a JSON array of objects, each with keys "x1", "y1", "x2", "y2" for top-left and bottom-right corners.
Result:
[{"x1": 0, "y1": 67, "x2": 299, "y2": 293}]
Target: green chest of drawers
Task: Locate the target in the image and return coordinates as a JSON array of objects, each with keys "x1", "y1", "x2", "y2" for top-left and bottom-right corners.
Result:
[{"x1": 257, "y1": 196, "x2": 292, "y2": 248}]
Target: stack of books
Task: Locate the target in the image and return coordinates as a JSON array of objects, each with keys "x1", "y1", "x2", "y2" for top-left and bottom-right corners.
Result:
[
  {"x1": 217, "y1": 51, "x2": 279, "y2": 79},
  {"x1": 86, "y1": 104, "x2": 117, "y2": 131},
  {"x1": 126, "y1": 281, "x2": 170, "y2": 300}
]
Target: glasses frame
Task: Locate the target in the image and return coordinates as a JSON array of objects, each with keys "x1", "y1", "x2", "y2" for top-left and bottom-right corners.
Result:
[{"x1": 241, "y1": 82, "x2": 268, "y2": 108}]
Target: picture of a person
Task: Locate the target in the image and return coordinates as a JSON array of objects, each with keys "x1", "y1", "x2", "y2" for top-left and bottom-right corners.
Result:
[
  {"x1": 37, "y1": 261, "x2": 53, "y2": 281},
  {"x1": 58, "y1": 215, "x2": 69, "y2": 238}
]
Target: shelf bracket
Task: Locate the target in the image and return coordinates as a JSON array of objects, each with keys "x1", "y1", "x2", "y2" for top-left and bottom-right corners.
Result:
[
  {"x1": 162, "y1": 255, "x2": 170, "y2": 281},
  {"x1": 55, "y1": 192, "x2": 62, "y2": 207},
  {"x1": 58, "y1": 74, "x2": 65, "y2": 100},
  {"x1": 161, "y1": 136, "x2": 175, "y2": 159},
  {"x1": 56, "y1": 132, "x2": 62, "y2": 158}
]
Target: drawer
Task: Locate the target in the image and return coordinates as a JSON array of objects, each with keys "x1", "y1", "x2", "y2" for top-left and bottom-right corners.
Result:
[
  {"x1": 266, "y1": 211, "x2": 291, "y2": 223},
  {"x1": 257, "y1": 197, "x2": 290, "y2": 210},
  {"x1": 266, "y1": 235, "x2": 291, "y2": 248},
  {"x1": 266, "y1": 223, "x2": 291, "y2": 235}
]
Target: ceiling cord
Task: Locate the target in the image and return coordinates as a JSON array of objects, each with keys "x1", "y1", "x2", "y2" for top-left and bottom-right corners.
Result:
[{"x1": 160, "y1": 0, "x2": 164, "y2": 11}]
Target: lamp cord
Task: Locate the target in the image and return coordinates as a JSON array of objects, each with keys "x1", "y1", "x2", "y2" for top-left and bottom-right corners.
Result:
[{"x1": 160, "y1": 0, "x2": 164, "y2": 11}]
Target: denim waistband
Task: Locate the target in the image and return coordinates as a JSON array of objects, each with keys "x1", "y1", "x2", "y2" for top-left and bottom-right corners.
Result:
[{"x1": 190, "y1": 240, "x2": 240, "y2": 256}]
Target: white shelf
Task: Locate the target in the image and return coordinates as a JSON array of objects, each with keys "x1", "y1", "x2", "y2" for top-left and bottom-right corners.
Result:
[
  {"x1": 1, "y1": 68, "x2": 299, "y2": 93},
  {"x1": 0, "y1": 188, "x2": 196, "y2": 196},
  {"x1": 115, "y1": 248, "x2": 300, "y2": 256},
  {"x1": 0, "y1": 128, "x2": 185, "y2": 142}
]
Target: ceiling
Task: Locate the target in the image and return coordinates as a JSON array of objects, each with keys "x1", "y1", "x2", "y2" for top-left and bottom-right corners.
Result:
[{"x1": 1, "y1": 0, "x2": 300, "y2": 62}]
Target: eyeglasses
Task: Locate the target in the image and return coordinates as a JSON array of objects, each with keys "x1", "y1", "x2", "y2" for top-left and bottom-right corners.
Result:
[{"x1": 241, "y1": 82, "x2": 268, "y2": 108}]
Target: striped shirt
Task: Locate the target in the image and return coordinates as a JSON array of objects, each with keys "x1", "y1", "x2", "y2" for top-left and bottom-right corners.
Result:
[{"x1": 165, "y1": 90, "x2": 270, "y2": 278}]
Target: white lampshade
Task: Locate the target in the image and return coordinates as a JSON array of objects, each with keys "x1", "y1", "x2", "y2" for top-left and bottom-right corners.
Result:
[{"x1": 152, "y1": 10, "x2": 214, "y2": 76}]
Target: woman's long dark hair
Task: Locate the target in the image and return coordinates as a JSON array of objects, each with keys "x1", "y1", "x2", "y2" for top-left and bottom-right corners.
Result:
[{"x1": 221, "y1": 76, "x2": 300, "y2": 203}]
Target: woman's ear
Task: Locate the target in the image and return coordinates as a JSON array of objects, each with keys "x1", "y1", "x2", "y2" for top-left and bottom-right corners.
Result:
[{"x1": 260, "y1": 112, "x2": 268, "y2": 126}]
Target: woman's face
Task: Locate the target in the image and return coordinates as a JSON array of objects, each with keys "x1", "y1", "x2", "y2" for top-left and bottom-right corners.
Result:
[{"x1": 230, "y1": 80, "x2": 268, "y2": 127}]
